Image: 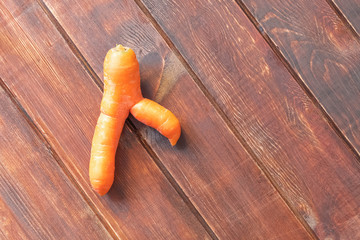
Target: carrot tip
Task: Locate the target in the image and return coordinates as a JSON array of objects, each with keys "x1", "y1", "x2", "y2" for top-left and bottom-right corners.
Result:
[
  {"x1": 169, "y1": 137, "x2": 179, "y2": 146},
  {"x1": 90, "y1": 179, "x2": 112, "y2": 196},
  {"x1": 115, "y1": 44, "x2": 125, "y2": 51},
  {"x1": 93, "y1": 186, "x2": 109, "y2": 196}
]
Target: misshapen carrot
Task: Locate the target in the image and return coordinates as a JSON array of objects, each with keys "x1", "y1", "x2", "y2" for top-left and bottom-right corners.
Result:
[{"x1": 90, "y1": 45, "x2": 181, "y2": 196}]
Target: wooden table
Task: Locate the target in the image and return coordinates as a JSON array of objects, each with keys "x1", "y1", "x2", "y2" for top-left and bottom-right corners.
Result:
[{"x1": 1, "y1": 0, "x2": 359, "y2": 239}]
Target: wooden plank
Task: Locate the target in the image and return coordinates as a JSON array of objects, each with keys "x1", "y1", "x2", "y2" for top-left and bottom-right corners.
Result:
[
  {"x1": 0, "y1": 197, "x2": 30, "y2": 239},
  {"x1": 331, "y1": 0, "x2": 360, "y2": 36},
  {"x1": 0, "y1": 1, "x2": 211, "y2": 239},
  {"x1": 40, "y1": 0, "x2": 315, "y2": 239},
  {"x1": 239, "y1": 0, "x2": 360, "y2": 154},
  {"x1": 137, "y1": 0, "x2": 360, "y2": 239},
  {"x1": 0, "y1": 87, "x2": 112, "y2": 239}
]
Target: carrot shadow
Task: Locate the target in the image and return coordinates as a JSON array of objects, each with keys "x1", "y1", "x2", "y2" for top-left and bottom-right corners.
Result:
[
  {"x1": 174, "y1": 128, "x2": 187, "y2": 150},
  {"x1": 139, "y1": 52, "x2": 164, "y2": 99}
]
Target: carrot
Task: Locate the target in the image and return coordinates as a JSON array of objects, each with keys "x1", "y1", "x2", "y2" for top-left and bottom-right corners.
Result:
[{"x1": 89, "y1": 45, "x2": 181, "y2": 196}]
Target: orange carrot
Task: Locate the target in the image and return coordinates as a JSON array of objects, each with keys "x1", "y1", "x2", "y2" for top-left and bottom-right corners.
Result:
[{"x1": 89, "y1": 45, "x2": 181, "y2": 196}]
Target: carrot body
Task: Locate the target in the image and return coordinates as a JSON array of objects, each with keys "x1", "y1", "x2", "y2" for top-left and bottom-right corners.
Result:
[{"x1": 90, "y1": 45, "x2": 181, "y2": 195}]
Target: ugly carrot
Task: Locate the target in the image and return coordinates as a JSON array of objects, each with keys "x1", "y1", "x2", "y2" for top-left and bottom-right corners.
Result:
[{"x1": 89, "y1": 45, "x2": 181, "y2": 196}]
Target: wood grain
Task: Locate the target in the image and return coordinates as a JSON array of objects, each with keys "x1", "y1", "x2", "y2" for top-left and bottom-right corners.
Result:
[
  {"x1": 138, "y1": 0, "x2": 360, "y2": 239},
  {"x1": 239, "y1": 0, "x2": 360, "y2": 155},
  {"x1": 330, "y1": 0, "x2": 360, "y2": 36},
  {"x1": 13, "y1": 0, "x2": 314, "y2": 239},
  {"x1": 0, "y1": 86, "x2": 112, "y2": 239},
  {"x1": 0, "y1": 1, "x2": 211, "y2": 239}
]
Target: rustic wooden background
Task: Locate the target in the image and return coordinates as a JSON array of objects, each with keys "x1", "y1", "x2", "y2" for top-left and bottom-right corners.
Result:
[{"x1": 1, "y1": 0, "x2": 359, "y2": 239}]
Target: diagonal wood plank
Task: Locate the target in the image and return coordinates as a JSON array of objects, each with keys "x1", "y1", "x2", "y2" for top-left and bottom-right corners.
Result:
[
  {"x1": 0, "y1": 85, "x2": 112, "y2": 239},
  {"x1": 5, "y1": 0, "x2": 314, "y2": 239},
  {"x1": 238, "y1": 0, "x2": 360, "y2": 155},
  {"x1": 137, "y1": 0, "x2": 360, "y2": 239},
  {"x1": 0, "y1": 1, "x2": 211, "y2": 239},
  {"x1": 0, "y1": 197, "x2": 30, "y2": 239},
  {"x1": 330, "y1": 0, "x2": 360, "y2": 36}
]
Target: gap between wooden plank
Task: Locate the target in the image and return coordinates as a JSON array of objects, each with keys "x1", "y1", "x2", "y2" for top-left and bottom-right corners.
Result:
[
  {"x1": 131, "y1": 0, "x2": 319, "y2": 239},
  {"x1": 34, "y1": 0, "x2": 218, "y2": 238},
  {"x1": 326, "y1": 0, "x2": 360, "y2": 38},
  {"x1": 234, "y1": 0, "x2": 360, "y2": 165},
  {"x1": 0, "y1": 78, "x2": 118, "y2": 240}
]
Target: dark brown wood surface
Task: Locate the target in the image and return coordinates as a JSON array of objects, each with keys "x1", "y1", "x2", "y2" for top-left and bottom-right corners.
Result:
[
  {"x1": 1, "y1": 0, "x2": 359, "y2": 239},
  {"x1": 138, "y1": 0, "x2": 360, "y2": 239},
  {"x1": 331, "y1": 0, "x2": 360, "y2": 35},
  {"x1": 3, "y1": 0, "x2": 313, "y2": 239},
  {"x1": 238, "y1": 0, "x2": 360, "y2": 155},
  {"x1": 0, "y1": 87, "x2": 112, "y2": 239},
  {"x1": 0, "y1": 1, "x2": 210, "y2": 239}
]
